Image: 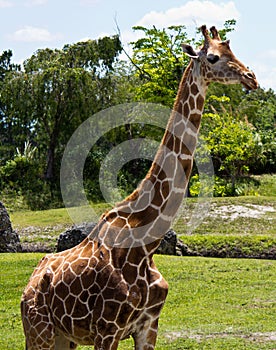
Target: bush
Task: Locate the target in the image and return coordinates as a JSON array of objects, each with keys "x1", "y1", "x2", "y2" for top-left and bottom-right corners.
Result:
[
  {"x1": 0, "y1": 143, "x2": 63, "y2": 210},
  {"x1": 189, "y1": 174, "x2": 260, "y2": 197}
]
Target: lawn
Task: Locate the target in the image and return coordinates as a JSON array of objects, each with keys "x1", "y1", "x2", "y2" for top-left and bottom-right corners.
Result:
[
  {"x1": 0, "y1": 253, "x2": 275, "y2": 349},
  {"x1": 1, "y1": 175, "x2": 275, "y2": 348}
]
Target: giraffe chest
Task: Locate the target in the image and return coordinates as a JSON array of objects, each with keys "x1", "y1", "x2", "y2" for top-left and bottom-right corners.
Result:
[{"x1": 47, "y1": 259, "x2": 168, "y2": 345}]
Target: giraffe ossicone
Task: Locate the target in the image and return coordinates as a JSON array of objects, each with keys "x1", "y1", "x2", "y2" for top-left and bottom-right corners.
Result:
[{"x1": 21, "y1": 25, "x2": 258, "y2": 350}]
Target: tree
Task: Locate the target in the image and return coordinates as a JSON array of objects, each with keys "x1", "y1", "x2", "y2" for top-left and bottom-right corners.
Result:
[
  {"x1": 237, "y1": 88, "x2": 276, "y2": 173},
  {"x1": 128, "y1": 21, "x2": 275, "y2": 183},
  {"x1": 1, "y1": 36, "x2": 122, "y2": 182},
  {"x1": 129, "y1": 20, "x2": 237, "y2": 107},
  {"x1": 200, "y1": 96, "x2": 263, "y2": 192},
  {"x1": 0, "y1": 50, "x2": 21, "y2": 164},
  {"x1": 130, "y1": 25, "x2": 192, "y2": 106}
]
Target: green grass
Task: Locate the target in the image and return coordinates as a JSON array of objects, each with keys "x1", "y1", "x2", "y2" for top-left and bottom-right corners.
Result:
[
  {"x1": 253, "y1": 174, "x2": 276, "y2": 197},
  {"x1": 1, "y1": 176, "x2": 275, "y2": 348},
  {"x1": 10, "y1": 203, "x2": 110, "y2": 228},
  {"x1": 0, "y1": 253, "x2": 42, "y2": 350},
  {"x1": 180, "y1": 234, "x2": 276, "y2": 259},
  {"x1": 10, "y1": 207, "x2": 73, "y2": 227},
  {"x1": 10, "y1": 203, "x2": 111, "y2": 251},
  {"x1": 0, "y1": 253, "x2": 275, "y2": 349}
]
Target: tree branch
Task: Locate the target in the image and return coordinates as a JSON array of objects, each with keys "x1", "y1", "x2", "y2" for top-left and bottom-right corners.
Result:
[{"x1": 114, "y1": 18, "x2": 152, "y2": 81}]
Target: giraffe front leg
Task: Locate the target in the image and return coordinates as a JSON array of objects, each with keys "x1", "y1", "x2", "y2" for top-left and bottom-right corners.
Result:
[
  {"x1": 21, "y1": 300, "x2": 56, "y2": 350},
  {"x1": 133, "y1": 318, "x2": 159, "y2": 350},
  {"x1": 54, "y1": 333, "x2": 77, "y2": 350},
  {"x1": 94, "y1": 335, "x2": 119, "y2": 350}
]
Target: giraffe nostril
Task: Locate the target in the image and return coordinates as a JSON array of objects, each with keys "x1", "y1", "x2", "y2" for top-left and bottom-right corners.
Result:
[{"x1": 245, "y1": 72, "x2": 255, "y2": 80}]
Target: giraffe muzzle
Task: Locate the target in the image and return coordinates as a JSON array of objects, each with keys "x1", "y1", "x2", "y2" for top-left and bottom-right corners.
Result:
[{"x1": 241, "y1": 71, "x2": 259, "y2": 90}]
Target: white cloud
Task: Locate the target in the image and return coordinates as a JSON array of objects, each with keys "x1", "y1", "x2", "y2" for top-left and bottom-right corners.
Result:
[
  {"x1": 120, "y1": 0, "x2": 241, "y2": 57},
  {"x1": 136, "y1": 1, "x2": 240, "y2": 28},
  {"x1": 10, "y1": 26, "x2": 63, "y2": 43},
  {"x1": 0, "y1": 0, "x2": 13, "y2": 8}
]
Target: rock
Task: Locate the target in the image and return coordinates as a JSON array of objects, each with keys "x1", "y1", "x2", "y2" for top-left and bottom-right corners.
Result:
[
  {"x1": 156, "y1": 229, "x2": 192, "y2": 256},
  {"x1": 57, "y1": 222, "x2": 96, "y2": 252},
  {"x1": 0, "y1": 202, "x2": 21, "y2": 252},
  {"x1": 156, "y1": 230, "x2": 177, "y2": 255},
  {"x1": 57, "y1": 224, "x2": 189, "y2": 256},
  {"x1": 176, "y1": 238, "x2": 194, "y2": 257}
]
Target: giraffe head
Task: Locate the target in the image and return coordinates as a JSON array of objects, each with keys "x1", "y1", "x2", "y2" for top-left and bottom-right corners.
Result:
[{"x1": 182, "y1": 25, "x2": 258, "y2": 90}]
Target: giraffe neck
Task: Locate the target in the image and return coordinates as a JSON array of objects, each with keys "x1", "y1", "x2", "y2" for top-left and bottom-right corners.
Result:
[
  {"x1": 100, "y1": 60, "x2": 208, "y2": 253},
  {"x1": 154, "y1": 60, "x2": 207, "y2": 192}
]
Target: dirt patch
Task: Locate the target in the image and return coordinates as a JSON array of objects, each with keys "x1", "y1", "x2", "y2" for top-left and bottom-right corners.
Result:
[
  {"x1": 165, "y1": 330, "x2": 276, "y2": 343},
  {"x1": 15, "y1": 224, "x2": 70, "y2": 252},
  {"x1": 208, "y1": 204, "x2": 275, "y2": 220}
]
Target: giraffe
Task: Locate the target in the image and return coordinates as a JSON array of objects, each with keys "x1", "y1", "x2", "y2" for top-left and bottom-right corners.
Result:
[{"x1": 21, "y1": 25, "x2": 258, "y2": 350}]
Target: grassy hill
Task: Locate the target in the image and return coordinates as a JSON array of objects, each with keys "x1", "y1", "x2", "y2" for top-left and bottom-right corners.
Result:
[{"x1": 9, "y1": 194, "x2": 276, "y2": 258}]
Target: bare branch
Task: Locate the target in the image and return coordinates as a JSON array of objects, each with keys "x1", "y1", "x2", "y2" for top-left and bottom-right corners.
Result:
[{"x1": 114, "y1": 17, "x2": 152, "y2": 81}]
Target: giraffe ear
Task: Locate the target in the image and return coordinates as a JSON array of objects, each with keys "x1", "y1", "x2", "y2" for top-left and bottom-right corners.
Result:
[{"x1": 182, "y1": 44, "x2": 198, "y2": 58}]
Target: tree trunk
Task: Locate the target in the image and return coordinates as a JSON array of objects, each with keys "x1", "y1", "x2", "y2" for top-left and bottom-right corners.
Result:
[
  {"x1": 44, "y1": 143, "x2": 55, "y2": 180},
  {"x1": 44, "y1": 125, "x2": 60, "y2": 181}
]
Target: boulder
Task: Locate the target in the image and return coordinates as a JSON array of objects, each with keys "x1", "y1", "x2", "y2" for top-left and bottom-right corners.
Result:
[
  {"x1": 57, "y1": 222, "x2": 96, "y2": 252},
  {"x1": 156, "y1": 229, "x2": 192, "y2": 256},
  {"x1": 57, "y1": 223, "x2": 190, "y2": 256},
  {"x1": 156, "y1": 229, "x2": 178, "y2": 255},
  {"x1": 0, "y1": 202, "x2": 21, "y2": 252}
]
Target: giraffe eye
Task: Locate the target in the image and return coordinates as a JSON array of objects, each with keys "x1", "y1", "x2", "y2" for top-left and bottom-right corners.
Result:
[{"x1": 207, "y1": 55, "x2": 220, "y2": 64}]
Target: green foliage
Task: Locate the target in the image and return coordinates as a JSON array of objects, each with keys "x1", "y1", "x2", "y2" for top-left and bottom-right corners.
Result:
[
  {"x1": 189, "y1": 174, "x2": 249, "y2": 197},
  {"x1": 238, "y1": 88, "x2": 276, "y2": 173},
  {"x1": 202, "y1": 107, "x2": 261, "y2": 175},
  {"x1": 255, "y1": 174, "x2": 276, "y2": 196},
  {"x1": 130, "y1": 20, "x2": 236, "y2": 107},
  {"x1": 190, "y1": 174, "x2": 261, "y2": 197},
  {"x1": 1, "y1": 142, "x2": 38, "y2": 190},
  {"x1": 0, "y1": 35, "x2": 123, "y2": 209},
  {"x1": 82, "y1": 121, "x2": 163, "y2": 202},
  {"x1": 0, "y1": 141, "x2": 59, "y2": 210},
  {"x1": 0, "y1": 50, "x2": 22, "y2": 165},
  {"x1": 24, "y1": 35, "x2": 122, "y2": 72},
  {"x1": 215, "y1": 19, "x2": 237, "y2": 40},
  {"x1": 204, "y1": 87, "x2": 276, "y2": 174},
  {"x1": 0, "y1": 50, "x2": 21, "y2": 82},
  {"x1": 129, "y1": 21, "x2": 275, "y2": 199},
  {"x1": 1, "y1": 35, "x2": 122, "y2": 182},
  {"x1": 195, "y1": 95, "x2": 264, "y2": 194},
  {"x1": 0, "y1": 22, "x2": 275, "y2": 210},
  {"x1": 130, "y1": 25, "x2": 192, "y2": 106}
]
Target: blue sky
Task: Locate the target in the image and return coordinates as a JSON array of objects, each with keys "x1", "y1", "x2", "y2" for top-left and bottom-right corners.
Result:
[{"x1": 0, "y1": 0, "x2": 275, "y2": 90}]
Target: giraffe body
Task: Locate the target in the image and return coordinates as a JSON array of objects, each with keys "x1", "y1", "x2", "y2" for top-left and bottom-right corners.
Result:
[
  {"x1": 22, "y1": 230, "x2": 168, "y2": 349},
  {"x1": 21, "y1": 26, "x2": 258, "y2": 349}
]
